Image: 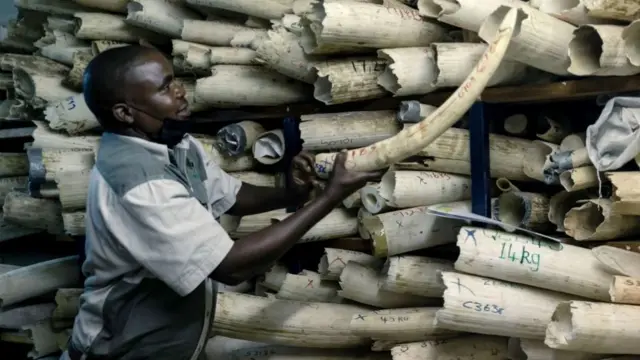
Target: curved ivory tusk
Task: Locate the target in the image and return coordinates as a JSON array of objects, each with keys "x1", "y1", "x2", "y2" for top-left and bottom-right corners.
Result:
[{"x1": 313, "y1": 8, "x2": 519, "y2": 175}]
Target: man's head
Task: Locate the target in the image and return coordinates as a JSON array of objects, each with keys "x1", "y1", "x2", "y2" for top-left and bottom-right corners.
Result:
[{"x1": 83, "y1": 45, "x2": 191, "y2": 139}]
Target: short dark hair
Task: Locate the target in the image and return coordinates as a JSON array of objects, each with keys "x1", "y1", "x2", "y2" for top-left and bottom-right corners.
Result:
[{"x1": 83, "y1": 45, "x2": 157, "y2": 129}]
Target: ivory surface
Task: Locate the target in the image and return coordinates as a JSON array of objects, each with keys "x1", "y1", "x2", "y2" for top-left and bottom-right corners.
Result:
[
  {"x1": 343, "y1": 190, "x2": 363, "y2": 209},
  {"x1": 503, "y1": 114, "x2": 528, "y2": 136},
  {"x1": 564, "y1": 199, "x2": 640, "y2": 241},
  {"x1": 62, "y1": 212, "x2": 85, "y2": 236},
  {"x1": 13, "y1": 68, "x2": 79, "y2": 108},
  {"x1": 300, "y1": 2, "x2": 447, "y2": 54},
  {"x1": 3, "y1": 191, "x2": 64, "y2": 234},
  {"x1": 271, "y1": 208, "x2": 358, "y2": 243},
  {"x1": 561, "y1": 133, "x2": 587, "y2": 151},
  {"x1": 254, "y1": 26, "x2": 321, "y2": 84},
  {"x1": 301, "y1": 111, "x2": 400, "y2": 151},
  {"x1": 380, "y1": 256, "x2": 453, "y2": 297},
  {"x1": 391, "y1": 336, "x2": 509, "y2": 360},
  {"x1": 276, "y1": 271, "x2": 341, "y2": 303},
  {"x1": 547, "y1": 148, "x2": 592, "y2": 183},
  {"x1": 377, "y1": 47, "x2": 438, "y2": 96},
  {"x1": 216, "y1": 121, "x2": 266, "y2": 156},
  {"x1": 312, "y1": 57, "x2": 388, "y2": 105},
  {"x1": 0, "y1": 303, "x2": 56, "y2": 330},
  {"x1": 74, "y1": 0, "x2": 128, "y2": 13},
  {"x1": 569, "y1": 24, "x2": 640, "y2": 76},
  {"x1": 608, "y1": 171, "x2": 640, "y2": 215},
  {"x1": 510, "y1": 338, "x2": 602, "y2": 360},
  {"x1": 0, "y1": 256, "x2": 80, "y2": 307},
  {"x1": 196, "y1": 65, "x2": 310, "y2": 107},
  {"x1": 548, "y1": 190, "x2": 592, "y2": 232},
  {"x1": 126, "y1": 0, "x2": 201, "y2": 38},
  {"x1": 73, "y1": 12, "x2": 164, "y2": 43},
  {"x1": 432, "y1": 42, "x2": 528, "y2": 88},
  {"x1": 64, "y1": 51, "x2": 93, "y2": 91},
  {"x1": 0, "y1": 54, "x2": 69, "y2": 75},
  {"x1": 46, "y1": 16, "x2": 76, "y2": 33},
  {"x1": 315, "y1": 126, "x2": 534, "y2": 181},
  {"x1": 437, "y1": 272, "x2": 576, "y2": 339},
  {"x1": 559, "y1": 166, "x2": 598, "y2": 191},
  {"x1": 396, "y1": 101, "x2": 439, "y2": 123},
  {"x1": 45, "y1": 94, "x2": 100, "y2": 134},
  {"x1": 39, "y1": 44, "x2": 91, "y2": 68},
  {"x1": 538, "y1": 0, "x2": 609, "y2": 25},
  {"x1": 350, "y1": 307, "x2": 459, "y2": 342},
  {"x1": 379, "y1": 170, "x2": 472, "y2": 208},
  {"x1": 609, "y1": 275, "x2": 640, "y2": 305},
  {"x1": 0, "y1": 177, "x2": 28, "y2": 207},
  {"x1": 231, "y1": 172, "x2": 276, "y2": 187},
  {"x1": 362, "y1": 205, "x2": 464, "y2": 257},
  {"x1": 232, "y1": 209, "x2": 287, "y2": 238},
  {"x1": 523, "y1": 140, "x2": 558, "y2": 183},
  {"x1": 360, "y1": 183, "x2": 389, "y2": 214},
  {"x1": 54, "y1": 288, "x2": 82, "y2": 320},
  {"x1": 182, "y1": 19, "x2": 264, "y2": 46},
  {"x1": 0, "y1": 153, "x2": 28, "y2": 177},
  {"x1": 418, "y1": 0, "x2": 529, "y2": 32},
  {"x1": 172, "y1": 43, "x2": 213, "y2": 75},
  {"x1": 583, "y1": 0, "x2": 640, "y2": 22},
  {"x1": 624, "y1": 20, "x2": 640, "y2": 67},
  {"x1": 479, "y1": 5, "x2": 574, "y2": 75},
  {"x1": 592, "y1": 245, "x2": 640, "y2": 278},
  {"x1": 545, "y1": 301, "x2": 640, "y2": 354},
  {"x1": 496, "y1": 178, "x2": 519, "y2": 193},
  {"x1": 29, "y1": 148, "x2": 95, "y2": 183},
  {"x1": 31, "y1": 121, "x2": 99, "y2": 150},
  {"x1": 252, "y1": 130, "x2": 285, "y2": 165},
  {"x1": 186, "y1": 0, "x2": 291, "y2": 20},
  {"x1": 91, "y1": 40, "x2": 128, "y2": 55},
  {"x1": 15, "y1": 0, "x2": 92, "y2": 15},
  {"x1": 260, "y1": 263, "x2": 288, "y2": 292},
  {"x1": 455, "y1": 227, "x2": 612, "y2": 301},
  {"x1": 318, "y1": 248, "x2": 382, "y2": 280},
  {"x1": 209, "y1": 47, "x2": 256, "y2": 65},
  {"x1": 339, "y1": 261, "x2": 437, "y2": 308},
  {"x1": 213, "y1": 292, "x2": 370, "y2": 347},
  {"x1": 494, "y1": 191, "x2": 551, "y2": 231}
]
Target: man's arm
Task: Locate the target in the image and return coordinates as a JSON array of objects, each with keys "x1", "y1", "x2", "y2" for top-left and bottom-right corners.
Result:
[
  {"x1": 115, "y1": 176, "x2": 343, "y2": 287},
  {"x1": 227, "y1": 183, "x2": 304, "y2": 217},
  {"x1": 212, "y1": 188, "x2": 342, "y2": 283}
]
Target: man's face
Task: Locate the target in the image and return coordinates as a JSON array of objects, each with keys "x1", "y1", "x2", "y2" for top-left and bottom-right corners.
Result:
[{"x1": 114, "y1": 51, "x2": 191, "y2": 135}]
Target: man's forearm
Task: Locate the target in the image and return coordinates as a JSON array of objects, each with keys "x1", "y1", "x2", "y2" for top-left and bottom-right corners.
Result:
[
  {"x1": 212, "y1": 190, "x2": 342, "y2": 283},
  {"x1": 227, "y1": 183, "x2": 306, "y2": 216}
]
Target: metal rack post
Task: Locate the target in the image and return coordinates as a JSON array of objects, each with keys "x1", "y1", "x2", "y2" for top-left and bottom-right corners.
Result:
[{"x1": 469, "y1": 102, "x2": 492, "y2": 217}]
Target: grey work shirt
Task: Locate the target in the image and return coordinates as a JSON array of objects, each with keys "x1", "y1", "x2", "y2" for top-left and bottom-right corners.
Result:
[{"x1": 67, "y1": 132, "x2": 241, "y2": 360}]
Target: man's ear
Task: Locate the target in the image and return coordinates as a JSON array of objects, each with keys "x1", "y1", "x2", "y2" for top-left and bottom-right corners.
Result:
[{"x1": 112, "y1": 103, "x2": 135, "y2": 124}]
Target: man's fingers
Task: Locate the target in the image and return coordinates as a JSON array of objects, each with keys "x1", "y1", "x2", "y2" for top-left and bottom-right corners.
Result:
[
  {"x1": 299, "y1": 151, "x2": 315, "y2": 167},
  {"x1": 333, "y1": 151, "x2": 348, "y2": 168},
  {"x1": 292, "y1": 156, "x2": 308, "y2": 172}
]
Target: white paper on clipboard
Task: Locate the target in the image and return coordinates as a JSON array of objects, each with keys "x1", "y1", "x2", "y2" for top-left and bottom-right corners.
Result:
[{"x1": 426, "y1": 200, "x2": 564, "y2": 243}]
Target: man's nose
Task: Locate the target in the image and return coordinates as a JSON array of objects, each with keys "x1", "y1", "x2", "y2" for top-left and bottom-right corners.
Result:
[{"x1": 174, "y1": 81, "x2": 186, "y2": 99}]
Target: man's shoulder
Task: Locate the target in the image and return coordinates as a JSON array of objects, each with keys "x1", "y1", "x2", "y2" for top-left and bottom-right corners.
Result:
[{"x1": 96, "y1": 139, "x2": 169, "y2": 198}]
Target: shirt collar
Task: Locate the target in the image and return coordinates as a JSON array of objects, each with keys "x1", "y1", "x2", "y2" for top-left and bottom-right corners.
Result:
[{"x1": 100, "y1": 132, "x2": 191, "y2": 164}]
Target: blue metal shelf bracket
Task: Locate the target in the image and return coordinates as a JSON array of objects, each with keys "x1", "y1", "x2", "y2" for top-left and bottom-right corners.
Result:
[{"x1": 469, "y1": 102, "x2": 492, "y2": 217}]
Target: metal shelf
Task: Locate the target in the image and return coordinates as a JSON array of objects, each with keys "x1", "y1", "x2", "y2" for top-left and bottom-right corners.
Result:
[{"x1": 204, "y1": 75, "x2": 640, "y2": 217}]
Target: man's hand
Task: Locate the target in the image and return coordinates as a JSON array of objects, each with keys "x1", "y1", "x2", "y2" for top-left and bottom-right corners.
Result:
[
  {"x1": 290, "y1": 151, "x2": 323, "y2": 197},
  {"x1": 325, "y1": 151, "x2": 385, "y2": 201}
]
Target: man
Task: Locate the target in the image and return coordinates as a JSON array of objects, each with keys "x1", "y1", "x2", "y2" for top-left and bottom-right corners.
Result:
[{"x1": 62, "y1": 45, "x2": 382, "y2": 360}]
